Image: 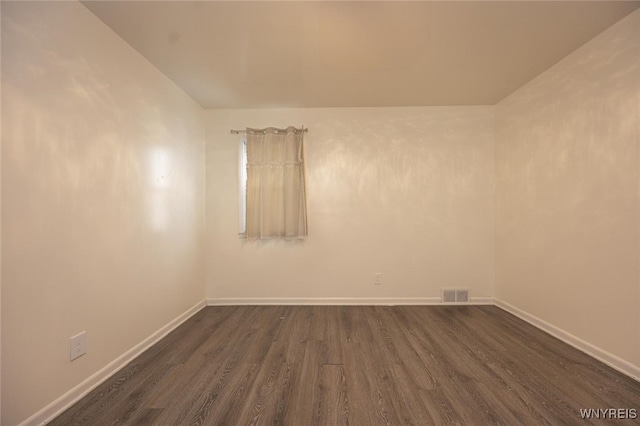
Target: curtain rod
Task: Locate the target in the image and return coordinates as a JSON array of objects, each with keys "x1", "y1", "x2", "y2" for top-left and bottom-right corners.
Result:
[{"x1": 230, "y1": 127, "x2": 308, "y2": 135}]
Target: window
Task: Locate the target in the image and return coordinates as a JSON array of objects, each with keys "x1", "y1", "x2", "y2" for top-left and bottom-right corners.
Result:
[
  {"x1": 238, "y1": 137, "x2": 247, "y2": 236},
  {"x1": 238, "y1": 126, "x2": 307, "y2": 239}
]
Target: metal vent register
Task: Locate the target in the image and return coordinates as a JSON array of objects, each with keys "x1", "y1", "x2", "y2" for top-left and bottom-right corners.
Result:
[{"x1": 442, "y1": 288, "x2": 469, "y2": 303}]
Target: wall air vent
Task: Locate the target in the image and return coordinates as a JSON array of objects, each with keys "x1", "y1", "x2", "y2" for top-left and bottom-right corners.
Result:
[{"x1": 441, "y1": 288, "x2": 469, "y2": 303}]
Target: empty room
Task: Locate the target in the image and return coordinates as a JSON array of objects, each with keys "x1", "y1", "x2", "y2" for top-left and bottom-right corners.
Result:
[{"x1": 2, "y1": 1, "x2": 640, "y2": 425}]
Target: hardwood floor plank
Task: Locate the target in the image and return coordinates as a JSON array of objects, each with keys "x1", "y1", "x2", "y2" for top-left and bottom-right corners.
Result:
[
  {"x1": 49, "y1": 305, "x2": 640, "y2": 425},
  {"x1": 419, "y1": 388, "x2": 465, "y2": 425},
  {"x1": 374, "y1": 307, "x2": 438, "y2": 390},
  {"x1": 308, "y1": 306, "x2": 327, "y2": 342},
  {"x1": 321, "y1": 306, "x2": 344, "y2": 365},
  {"x1": 342, "y1": 342, "x2": 388, "y2": 425},
  {"x1": 280, "y1": 340, "x2": 322, "y2": 425},
  {"x1": 361, "y1": 307, "x2": 438, "y2": 424},
  {"x1": 121, "y1": 408, "x2": 163, "y2": 425},
  {"x1": 317, "y1": 364, "x2": 349, "y2": 426}
]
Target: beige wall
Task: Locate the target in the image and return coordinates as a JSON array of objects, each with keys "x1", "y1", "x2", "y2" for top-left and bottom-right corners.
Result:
[
  {"x1": 206, "y1": 107, "x2": 495, "y2": 303},
  {"x1": 1, "y1": 3, "x2": 205, "y2": 424},
  {"x1": 496, "y1": 10, "x2": 640, "y2": 368}
]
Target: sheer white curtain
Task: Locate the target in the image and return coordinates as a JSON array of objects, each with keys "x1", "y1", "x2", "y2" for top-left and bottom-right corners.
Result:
[{"x1": 245, "y1": 126, "x2": 307, "y2": 239}]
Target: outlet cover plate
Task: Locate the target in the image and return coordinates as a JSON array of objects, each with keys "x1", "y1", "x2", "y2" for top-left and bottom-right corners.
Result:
[
  {"x1": 70, "y1": 331, "x2": 86, "y2": 361},
  {"x1": 374, "y1": 273, "x2": 382, "y2": 285}
]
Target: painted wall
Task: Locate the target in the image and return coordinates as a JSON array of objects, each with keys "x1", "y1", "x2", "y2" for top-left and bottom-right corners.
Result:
[
  {"x1": 206, "y1": 107, "x2": 495, "y2": 303},
  {"x1": 1, "y1": 3, "x2": 205, "y2": 425},
  {"x1": 496, "y1": 10, "x2": 640, "y2": 369}
]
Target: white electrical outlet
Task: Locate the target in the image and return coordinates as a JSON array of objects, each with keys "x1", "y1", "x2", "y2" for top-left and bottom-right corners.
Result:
[
  {"x1": 374, "y1": 273, "x2": 382, "y2": 285},
  {"x1": 70, "y1": 331, "x2": 86, "y2": 361}
]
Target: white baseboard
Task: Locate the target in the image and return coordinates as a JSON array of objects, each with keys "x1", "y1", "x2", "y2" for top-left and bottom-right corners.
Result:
[
  {"x1": 25, "y1": 300, "x2": 206, "y2": 426},
  {"x1": 208, "y1": 297, "x2": 440, "y2": 305},
  {"x1": 470, "y1": 297, "x2": 494, "y2": 305},
  {"x1": 494, "y1": 298, "x2": 640, "y2": 382},
  {"x1": 207, "y1": 297, "x2": 494, "y2": 306}
]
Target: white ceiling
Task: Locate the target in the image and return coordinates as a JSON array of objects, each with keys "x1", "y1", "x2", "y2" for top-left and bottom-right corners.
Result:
[{"x1": 82, "y1": 1, "x2": 640, "y2": 109}]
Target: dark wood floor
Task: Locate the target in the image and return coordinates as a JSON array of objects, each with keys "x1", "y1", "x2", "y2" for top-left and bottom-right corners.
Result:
[{"x1": 50, "y1": 305, "x2": 640, "y2": 425}]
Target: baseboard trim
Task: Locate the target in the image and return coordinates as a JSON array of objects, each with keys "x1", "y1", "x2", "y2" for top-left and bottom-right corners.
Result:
[
  {"x1": 26, "y1": 299, "x2": 206, "y2": 426},
  {"x1": 208, "y1": 297, "x2": 440, "y2": 305},
  {"x1": 494, "y1": 298, "x2": 640, "y2": 382},
  {"x1": 470, "y1": 297, "x2": 494, "y2": 305},
  {"x1": 207, "y1": 297, "x2": 494, "y2": 306}
]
